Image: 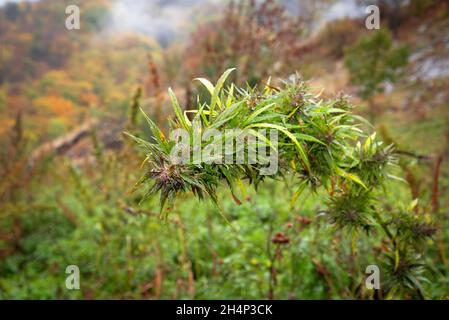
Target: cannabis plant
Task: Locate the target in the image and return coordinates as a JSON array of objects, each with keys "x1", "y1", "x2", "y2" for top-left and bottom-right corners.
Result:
[{"x1": 127, "y1": 69, "x2": 435, "y2": 299}]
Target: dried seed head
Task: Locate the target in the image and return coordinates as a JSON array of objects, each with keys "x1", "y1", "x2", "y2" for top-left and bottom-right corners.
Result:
[
  {"x1": 296, "y1": 216, "x2": 312, "y2": 226},
  {"x1": 272, "y1": 232, "x2": 290, "y2": 245},
  {"x1": 412, "y1": 222, "x2": 437, "y2": 238}
]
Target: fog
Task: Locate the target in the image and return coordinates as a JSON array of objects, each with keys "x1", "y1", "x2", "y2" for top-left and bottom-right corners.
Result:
[
  {"x1": 106, "y1": 0, "x2": 221, "y2": 45},
  {"x1": 1, "y1": 0, "x2": 365, "y2": 44},
  {"x1": 106, "y1": 0, "x2": 364, "y2": 44}
]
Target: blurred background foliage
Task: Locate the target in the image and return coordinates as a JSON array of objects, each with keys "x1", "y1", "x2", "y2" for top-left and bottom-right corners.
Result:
[{"x1": 0, "y1": 0, "x2": 448, "y2": 299}]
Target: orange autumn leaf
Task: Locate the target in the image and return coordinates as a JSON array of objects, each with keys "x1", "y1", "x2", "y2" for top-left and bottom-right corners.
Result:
[{"x1": 33, "y1": 95, "x2": 76, "y2": 118}]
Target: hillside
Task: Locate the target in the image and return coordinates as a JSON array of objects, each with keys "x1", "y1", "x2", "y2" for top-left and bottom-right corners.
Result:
[{"x1": 0, "y1": 0, "x2": 448, "y2": 300}]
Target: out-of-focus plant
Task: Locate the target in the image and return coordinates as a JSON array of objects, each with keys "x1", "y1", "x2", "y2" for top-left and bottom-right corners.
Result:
[
  {"x1": 344, "y1": 29, "x2": 409, "y2": 122},
  {"x1": 318, "y1": 18, "x2": 363, "y2": 59},
  {"x1": 127, "y1": 69, "x2": 435, "y2": 299},
  {"x1": 183, "y1": 0, "x2": 306, "y2": 86}
]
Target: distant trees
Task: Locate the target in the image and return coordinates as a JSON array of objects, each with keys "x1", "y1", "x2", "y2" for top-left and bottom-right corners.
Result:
[
  {"x1": 357, "y1": 0, "x2": 441, "y2": 31},
  {"x1": 4, "y1": 3, "x2": 20, "y2": 21},
  {"x1": 0, "y1": 0, "x2": 162, "y2": 146},
  {"x1": 0, "y1": 0, "x2": 110, "y2": 84},
  {"x1": 344, "y1": 29, "x2": 409, "y2": 122}
]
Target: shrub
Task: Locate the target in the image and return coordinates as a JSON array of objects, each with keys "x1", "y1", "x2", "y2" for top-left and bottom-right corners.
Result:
[
  {"x1": 318, "y1": 18, "x2": 362, "y2": 59},
  {"x1": 344, "y1": 29, "x2": 409, "y2": 121}
]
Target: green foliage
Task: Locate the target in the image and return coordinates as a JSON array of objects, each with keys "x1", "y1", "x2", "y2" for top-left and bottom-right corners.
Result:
[
  {"x1": 345, "y1": 29, "x2": 410, "y2": 100},
  {"x1": 1, "y1": 0, "x2": 447, "y2": 301},
  {"x1": 83, "y1": 5, "x2": 109, "y2": 31},
  {"x1": 127, "y1": 70, "x2": 437, "y2": 299},
  {"x1": 327, "y1": 191, "x2": 376, "y2": 231},
  {"x1": 48, "y1": 118, "x2": 67, "y2": 138},
  {"x1": 128, "y1": 69, "x2": 392, "y2": 215},
  {"x1": 0, "y1": 85, "x2": 7, "y2": 112}
]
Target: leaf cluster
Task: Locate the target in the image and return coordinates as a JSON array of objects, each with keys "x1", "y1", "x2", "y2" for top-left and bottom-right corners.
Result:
[{"x1": 127, "y1": 69, "x2": 395, "y2": 220}]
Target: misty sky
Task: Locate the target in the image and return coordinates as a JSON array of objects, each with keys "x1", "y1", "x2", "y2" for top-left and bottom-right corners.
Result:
[
  {"x1": 0, "y1": 0, "x2": 364, "y2": 19},
  {"x1": 109, "y1": 0, "x2": 364, "y2": 43},
  {"x1": 0, "y1": 0, "x2": 37, "y2": 4},
  {"x1": 1, "y1": 0, "x2": 365, "y2": 43}
]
